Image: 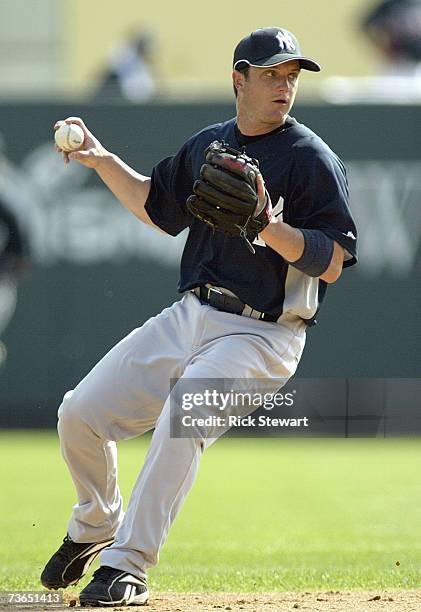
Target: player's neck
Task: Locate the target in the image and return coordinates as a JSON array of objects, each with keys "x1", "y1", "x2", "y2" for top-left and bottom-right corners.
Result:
[{"x1": 236, "y1": 114, "x2": 285, "y2": 137}]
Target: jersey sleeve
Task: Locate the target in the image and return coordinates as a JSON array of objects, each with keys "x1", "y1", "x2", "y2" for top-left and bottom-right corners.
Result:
[
  {"x1": 144, "y1": 142, "x2": 193, "y2": 236},
  {"x1": 288, "y1": 144, "x2": 357, "y2": 268}
]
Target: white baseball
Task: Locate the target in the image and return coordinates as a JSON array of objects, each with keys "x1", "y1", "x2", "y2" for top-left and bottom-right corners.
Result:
[{"x1": 54, "y1": 123, "x2": 85, "y2": 152}]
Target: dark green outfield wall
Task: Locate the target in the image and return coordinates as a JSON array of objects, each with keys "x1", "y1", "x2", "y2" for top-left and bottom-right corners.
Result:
[{"x1": 0, "y1": 102, "x2": 419, "y2": 425}]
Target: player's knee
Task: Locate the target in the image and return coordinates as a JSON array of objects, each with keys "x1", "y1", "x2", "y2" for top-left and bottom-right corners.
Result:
[{"x1": 57, "y1": 389, "x2": 89, "y2": 436}]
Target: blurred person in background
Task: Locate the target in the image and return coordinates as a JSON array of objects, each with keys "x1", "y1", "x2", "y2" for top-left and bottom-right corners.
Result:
[
  {"x1": 0, "y1": 133, "x2": 31, "y2": 366},
  {"x1": 323, "y1": 0, "x2": 421, "y2": 102},
  {"x1": 0, "y1": 192, "x2": 30, "y2": 367},
  {"x1": 362, "y1": 0, "x2": 421, "y2": 75},
  {"x1": 91, "y1": 27, "x2": 157, "y2": 103}
]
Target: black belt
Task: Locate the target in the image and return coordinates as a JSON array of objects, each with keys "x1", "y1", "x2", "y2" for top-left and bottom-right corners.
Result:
[{"x1": 193, "y1": 286, "x2": 279, "y2": 322}]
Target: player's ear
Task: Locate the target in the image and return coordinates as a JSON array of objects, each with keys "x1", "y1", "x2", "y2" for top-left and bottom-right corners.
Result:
[{"x1": 232, "y1": 70, "x2": 245, "y2": 92}]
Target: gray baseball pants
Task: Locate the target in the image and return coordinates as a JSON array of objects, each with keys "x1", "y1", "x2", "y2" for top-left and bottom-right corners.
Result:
[{"x1": 57, "y1": 292, "x2": 306, "y2": 579}]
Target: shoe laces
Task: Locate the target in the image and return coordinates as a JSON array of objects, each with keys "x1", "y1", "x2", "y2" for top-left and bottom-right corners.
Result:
[
  {"x1": 91, "y1": 566, "x2": 121, "y2": 583},
  {"x1": 56, "y1": 535, "x2": 79, "y2": 562}
]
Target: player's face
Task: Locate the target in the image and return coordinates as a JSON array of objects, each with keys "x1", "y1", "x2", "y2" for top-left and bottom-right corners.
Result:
[{"x1": 234, "y1": 61, "x2": 301, "y2": 133}]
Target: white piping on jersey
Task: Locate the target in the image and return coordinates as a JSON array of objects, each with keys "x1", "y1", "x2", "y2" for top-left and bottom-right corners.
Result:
[{"x1": 282, "y1": 266, "x2": 319, "y2": 321}]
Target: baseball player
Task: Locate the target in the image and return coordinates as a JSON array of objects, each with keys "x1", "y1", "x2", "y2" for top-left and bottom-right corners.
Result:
[{"x1": 41, "y1": 27, "x2": 357, "y2": 607}]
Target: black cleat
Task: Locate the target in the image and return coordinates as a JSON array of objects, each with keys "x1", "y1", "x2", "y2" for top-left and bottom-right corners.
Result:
[
  {"x1": 79, "y1": 566, "x2": 149, "y2": 607},
  {"x1": 40, "y1": 534, "x2": 114, "y2": 589}
]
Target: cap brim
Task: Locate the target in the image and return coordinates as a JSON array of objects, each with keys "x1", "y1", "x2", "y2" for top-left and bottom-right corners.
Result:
[{"x1": 234, "y1": 54, "x2": 321, "y2": 72}]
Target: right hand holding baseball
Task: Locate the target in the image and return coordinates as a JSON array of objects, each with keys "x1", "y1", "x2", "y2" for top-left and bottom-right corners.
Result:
[{"x1": 54, "y1": 117, "x2": 109, "y2": 168}]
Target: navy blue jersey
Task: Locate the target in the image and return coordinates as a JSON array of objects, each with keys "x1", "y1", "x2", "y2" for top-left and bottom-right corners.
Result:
[{"x1": 145, "y1": 116, "x2": 357, "y2": 322}]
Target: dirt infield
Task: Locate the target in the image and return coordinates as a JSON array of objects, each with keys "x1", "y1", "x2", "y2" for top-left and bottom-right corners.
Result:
[
  {"x1": 141, "y1": 591, "x2": 421, "y2": 611},
  {"x1": 3, "y1": 590, "x2": 419, "y2": 611}
]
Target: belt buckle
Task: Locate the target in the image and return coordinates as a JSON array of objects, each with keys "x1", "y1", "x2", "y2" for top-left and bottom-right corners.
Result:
[{"x1": 207, "y1": 286, "x2": 223, "y2": 300}]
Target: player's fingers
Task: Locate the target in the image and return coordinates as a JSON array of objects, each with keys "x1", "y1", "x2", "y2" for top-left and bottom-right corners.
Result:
[
  {"x1": 64, "y1": 117, "x2": 88, "y2": 132},
  {"x1": 256, "y1": 173, "x2": 265, "y2": 201},
  {"x1": 68, "y1": 149, "x2": 91, "y2": 159},
  {"x1": 68, "y1": 149, "x2": 98, "y2": 167},
  {"x1": 55, "y1": 144, "x2": 68, "y2": 153},
  {"x1": 54, "y1": 140, "x2": 71, "y2": 162},
  {"x1": 53, "y1": 139, "x2": 70, "y2": 162},
  {"x1": 54, "y1": 117, "x2": 90, "y2": 135}
]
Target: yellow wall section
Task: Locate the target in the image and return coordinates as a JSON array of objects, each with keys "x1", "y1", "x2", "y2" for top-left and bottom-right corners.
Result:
[{"x1": 65, "y1": 0, "x2": 376, "y2": 96}]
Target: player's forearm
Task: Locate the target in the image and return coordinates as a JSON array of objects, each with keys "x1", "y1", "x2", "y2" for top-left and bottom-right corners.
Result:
[
  {"x1": 260, "y1": 218, "x2": 343, "y2": 283},
  {"x1": 95, "y1": 153, "x2": 153, "y2": 226},
  {"x1": 259, "y1": 217, "x2": 305, "y2": 262}
]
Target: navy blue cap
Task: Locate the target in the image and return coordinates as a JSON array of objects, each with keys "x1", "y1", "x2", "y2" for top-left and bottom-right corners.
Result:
[{"x1": 233, "y1": 27, "x2": 321, "y2": 72}]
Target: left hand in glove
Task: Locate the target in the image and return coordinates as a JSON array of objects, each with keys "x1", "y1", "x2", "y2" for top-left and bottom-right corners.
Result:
[{"x1": 186, "y1": 140, "x2": 272, "y2": 251}]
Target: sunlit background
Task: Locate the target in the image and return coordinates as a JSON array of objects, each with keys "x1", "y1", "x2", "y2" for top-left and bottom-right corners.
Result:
[
  {"x1": 0, "y1": 0, "x2": 401, "y2": 99},
  {"x1": 0, "y1": 0, "x2": 420, "y2": 419}
]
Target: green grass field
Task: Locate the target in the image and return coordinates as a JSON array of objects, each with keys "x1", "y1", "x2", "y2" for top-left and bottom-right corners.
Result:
[{"x1": 0, "y1": 431, "x2": 420, "y2": 593}]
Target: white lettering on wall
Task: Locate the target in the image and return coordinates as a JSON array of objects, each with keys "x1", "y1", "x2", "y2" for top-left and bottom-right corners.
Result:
[{"x1": 1, "y1": 143, "x2": 420, "y2": 277}]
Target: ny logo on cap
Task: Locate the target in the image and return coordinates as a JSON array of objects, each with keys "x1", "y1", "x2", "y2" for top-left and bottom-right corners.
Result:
[{"x1": 276, "y1": 30, "x2": 295, "y2": 52}]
